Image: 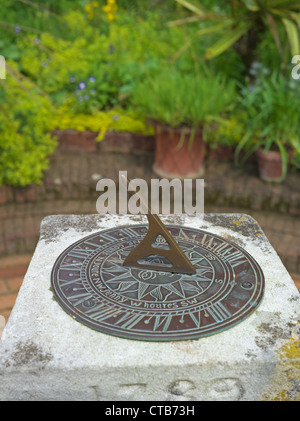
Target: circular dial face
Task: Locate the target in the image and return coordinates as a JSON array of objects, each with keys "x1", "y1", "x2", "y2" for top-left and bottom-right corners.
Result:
[{"x1": 51, "y1": 225, "x2": 264, "y2": 341}]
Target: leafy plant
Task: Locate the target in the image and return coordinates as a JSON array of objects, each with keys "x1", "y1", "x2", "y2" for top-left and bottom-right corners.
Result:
[
  {"x1": 132, "y1": 67, "x2": 236, "y2": 130},
  {"x1": 0, "y1": 62, "x2": 57, "y2": 187},
  {"x1": 170, "y1": 0, "x2": 300, "y2": 73},
  {"x1": 10, "y1": 8, "x2": 204, "y2": 112},
  {"x1": 102, "y1": 0, "x2": 119, "y2": 22},
  {"x1": 209, "y1": 116, "x2": 245, "y2": 148},
  {"x1": 234, "y1": 72, "x2": 300, "y2": 179},
  {"x1": 51, "y1": 107, "x2": 154, "y2": 140}
]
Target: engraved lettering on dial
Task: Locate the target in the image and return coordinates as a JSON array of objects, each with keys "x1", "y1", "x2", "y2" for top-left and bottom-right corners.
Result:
[{"x1": 51, "y1": 225, "x2": 264, "y2": 341}]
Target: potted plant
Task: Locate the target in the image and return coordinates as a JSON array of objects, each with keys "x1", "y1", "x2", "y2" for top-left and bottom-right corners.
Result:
[
  {"x1": 132, "y1": 67, "x2": 236, "y2": 178},
  {"x1": 235, "y1": 73, "x2": 300, "y2": 182}
]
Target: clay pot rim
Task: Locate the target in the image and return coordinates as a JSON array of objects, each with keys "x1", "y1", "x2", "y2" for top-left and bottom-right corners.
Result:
[
  {"x1": 256, "y1": 147, "x2": 282, "y2": 161},
  {"x1": 256, "y1": 147, "x2": 293, "y2": 162},
  {"x1": 148, "y1": 119, "x2": 202, "y2": 133}
]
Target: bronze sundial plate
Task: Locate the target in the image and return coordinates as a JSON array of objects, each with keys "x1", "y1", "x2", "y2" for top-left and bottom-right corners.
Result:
[{"x1": 51, "y1": 225, "x2": 264, "y2": 341}]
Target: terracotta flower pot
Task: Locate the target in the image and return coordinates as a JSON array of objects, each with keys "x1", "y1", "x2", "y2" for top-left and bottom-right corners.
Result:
[
  {"x1": 256, "y1": 148, "x2": 286, "y2": 182},
  {"x1": 153, "y1": 125, "x2": 206, "y2": 179}
]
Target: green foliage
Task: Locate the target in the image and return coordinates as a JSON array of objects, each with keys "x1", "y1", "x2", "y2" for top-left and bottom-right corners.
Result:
[
  {"x1": 0, "y1": 5, "x2": 195, "y2": 187},
  {"x1": 131, "y1": 67, "x2": 236, "y2": 130},
  {"x1": 234, "y1": 73, "x2": 300, "y2": 177},
  {"x1": 0, "y1": 63, "x2": 57, "y2": 187},
  {"x1": 51, "y1": 107, "x2": 154, "y2": 140},
  {"x1": 170, "y1": 0, "x2": 300, "y2": 74},
  {"x1": 210, "y1": 117, "x2": 245, "y2": 148},
  {"x1": 9, "y1": 9, "x2": 204, "y2": 111},
  {"x1": 0, "y1": 0, "x2": 299, "y2": 187}
]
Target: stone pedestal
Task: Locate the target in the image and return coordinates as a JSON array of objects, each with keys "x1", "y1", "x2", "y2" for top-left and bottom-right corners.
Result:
[{"x1": 0, "y1": 214, "x2": 299, "y2": 401}]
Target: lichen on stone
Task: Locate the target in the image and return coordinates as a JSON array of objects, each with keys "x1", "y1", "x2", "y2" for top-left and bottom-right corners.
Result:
[
  {"x1": 13, "y1": 341, "x2": 53, "y2": 367},
  {"x1": 262, "y1": 336, "x2": 300, "y2": 401}
]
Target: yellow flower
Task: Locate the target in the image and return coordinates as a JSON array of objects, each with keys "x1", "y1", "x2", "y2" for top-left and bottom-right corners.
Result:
[
  {"x1": 102, "y1": 4, "x2": 110, "y2": 13},
  {"x1": 85, "y1": 4, "x2": 92, "y2": 12},
  {"x1": 96, "y1": 126, "x2": 108, "y2": 142},
  {"x1": 92, "y1": 1, "x2": 99, "y2": 6},
  {"x1": 107, "y1": 13, "x2": 115, "y2": 22},
  {"x1": 102, "y1": 0, "x2": 117, "y2": 22}
]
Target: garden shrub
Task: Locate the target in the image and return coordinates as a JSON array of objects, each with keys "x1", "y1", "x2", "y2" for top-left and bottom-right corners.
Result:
[
  {"x1": 51, "y1": 106, "x2": 154, "y2": 140},
  {"x1": 1, "y1": 1, "x2": 298, "y2": 188},
  {"x1": 14, "y1": 8, "x2": 207, "y2": 110},
  {"x1": 0, "y1": 62, "x2": 57, "y2": 187}
]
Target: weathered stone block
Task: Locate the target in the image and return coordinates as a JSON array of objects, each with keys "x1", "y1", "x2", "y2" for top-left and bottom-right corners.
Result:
[{"x1": 0, "y1": 214, "x2": 299, "y2": 401}]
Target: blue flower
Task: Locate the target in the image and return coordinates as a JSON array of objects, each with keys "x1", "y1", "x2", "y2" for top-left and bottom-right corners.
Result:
[
  {"x1": 78, "y1": 81, "x2": 87, "y2": 90},
  {"x1": 14, "y1": 26, "x2": 21, "y2": 33},
  {"x1": 112, "y1": 115, "x2": 119, "y2": 121},
  {"x1": 42, "y1": 61, "x2": 48, "y2": 67},
  {"x1": 34, "y1": 37, "x2": 41, "y2": 44},
  {"x1": 69, "y1": 76, "x2": 76, "y2": 83},
  {"x1": 78, "y1": 96, "x2": 84, "y2": 101},
  {"x1": 109, "y1": 44, "x2": 114, "y2": 55},
  {"x1": 85, "y1": 94, "x2": 90, "y2": 100},
  {"x1": 88, "y1": 76, "x2": 96, "y2": 83}
]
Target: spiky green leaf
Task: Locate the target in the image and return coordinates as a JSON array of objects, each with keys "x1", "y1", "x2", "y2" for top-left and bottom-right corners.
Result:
[
  {"x1": 204, "y1": 24, "x2": 249, "y2": 59},
  {"x1": 282, "y1": 18, "x2": 300, "y2": 55},
  {"x1": 174, "y1": 0, "x2": 208, "y2": 16},
  {"x1": 243, "y1": 0, "x2": 259, "y2": 12}
]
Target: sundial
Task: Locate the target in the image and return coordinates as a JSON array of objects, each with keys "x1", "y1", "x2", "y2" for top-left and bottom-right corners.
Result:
[
  {"x1": 51, "y1": 211, "x2": 264, "y2": 341},
  {"x1": 51, "y1": 175, "x2": 264, "y2": 341}
]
